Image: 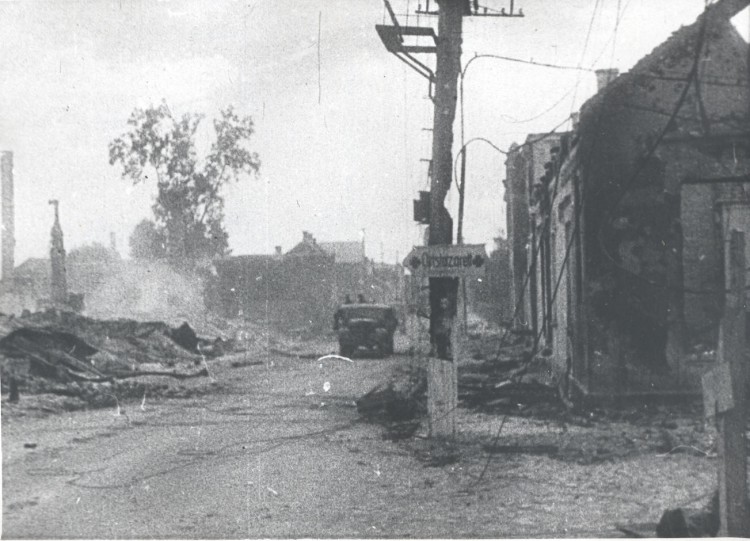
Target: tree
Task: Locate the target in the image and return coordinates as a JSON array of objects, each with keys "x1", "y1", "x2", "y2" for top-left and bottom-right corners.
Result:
[
  {"x1": 129, "y1": 219, "x2": 167, "y2": 261},
  {"x1": 109, "y1": 102, "x2": 260, "y2": 265}
]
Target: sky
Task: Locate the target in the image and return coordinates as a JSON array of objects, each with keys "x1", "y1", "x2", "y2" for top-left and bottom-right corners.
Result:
[{"x1": 0, "y1": 0, "x2": 743, "y2": 265}]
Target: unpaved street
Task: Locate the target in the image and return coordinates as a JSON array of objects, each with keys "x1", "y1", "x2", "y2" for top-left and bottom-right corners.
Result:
[{"x1": 3, "y1": 351, "x2": 716, "y2": 538}]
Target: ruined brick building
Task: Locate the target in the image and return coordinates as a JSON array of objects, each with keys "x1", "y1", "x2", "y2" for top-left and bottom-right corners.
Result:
[
  {"x1": 505, "y1": 133, "x2": 567, "y2": 334},
  {"x1": 505, "y1": 0, "x2": 750, "y2": 400}
]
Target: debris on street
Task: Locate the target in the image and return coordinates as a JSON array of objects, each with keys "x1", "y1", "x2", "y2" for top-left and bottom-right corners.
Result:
[
  {"x1": 356, "y1": 361, "x2": 427, "y2": 424},
  {"x1": 617, "y1": 491, "x2": 719, "y2": 538},
  {"x1": 0, "y1": 309, "x2": 235, "y2": 412}
]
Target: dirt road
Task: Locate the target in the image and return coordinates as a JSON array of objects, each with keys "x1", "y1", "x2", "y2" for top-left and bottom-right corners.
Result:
[{"x1": 2, "y1": 351, "x2": 716, "y2": 538}]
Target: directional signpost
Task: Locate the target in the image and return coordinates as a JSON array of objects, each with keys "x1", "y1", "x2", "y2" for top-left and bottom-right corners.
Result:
[
  {"x1": 403, "y1": 244, "x2": 488, "y2": 278},
  {"x1": 405, "y1": 244, "x2": 487, "y2": 438}
]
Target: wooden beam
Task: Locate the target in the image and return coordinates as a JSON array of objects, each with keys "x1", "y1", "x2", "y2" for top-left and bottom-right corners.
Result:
[{"x1": 716, "y1": 229, "x2": 750, "y2": 536}]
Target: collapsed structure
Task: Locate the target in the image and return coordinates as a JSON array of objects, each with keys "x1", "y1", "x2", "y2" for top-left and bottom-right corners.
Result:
[{"x1": 505, "y1": 0, "x2": 750, "y2": 399}]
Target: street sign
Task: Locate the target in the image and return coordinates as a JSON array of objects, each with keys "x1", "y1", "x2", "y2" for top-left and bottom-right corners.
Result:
[{"x1": 403, "y1": 244, "x2": 488, "y2": 277}]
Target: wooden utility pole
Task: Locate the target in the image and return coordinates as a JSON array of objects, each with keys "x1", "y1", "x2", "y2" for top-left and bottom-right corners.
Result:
[
  {"x1": 428, "y1": 0, "x2": 463, "y2": 317},
  {"x1": 377, "y1": 0, "x2": 522, "y2": 438},
  {"x1": 425, "y1": 0, "x2": 465, "y2": 438}
]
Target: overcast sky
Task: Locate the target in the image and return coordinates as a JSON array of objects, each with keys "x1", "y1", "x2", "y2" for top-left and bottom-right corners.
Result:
[{"x1": 0, "y1": 0, "x2": 743, "y2": 265}]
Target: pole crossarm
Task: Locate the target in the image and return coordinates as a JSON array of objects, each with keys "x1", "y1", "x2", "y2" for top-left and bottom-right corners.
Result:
[
  {"x1": 375, "y1": 1, "x2": 440, "y2": 93},
  {"x1": 375, "y1": 24, "x2": 438, "y2": 55}
]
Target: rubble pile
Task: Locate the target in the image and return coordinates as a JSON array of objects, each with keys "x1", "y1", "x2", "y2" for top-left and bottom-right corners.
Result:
[
  {"x1": 357, "y1": 345, "x2": 561, "y2": 426},
  {"x1": 14, "y1": 310, "x2": 222, "y2": 361},
  {"x1": 0, "y1": 310, "x2": 237, "y2": 409},
  {"x1": 357, "y1": 361, "x2": 427, "y2": 423},
  {"x1": 357, "y1": 339, "x2": 713, "y2": 468}
]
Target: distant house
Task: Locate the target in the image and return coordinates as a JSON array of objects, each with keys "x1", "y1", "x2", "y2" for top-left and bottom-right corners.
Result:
[
  {"x1": 0, "y1": 250, "x2": 122, "y2": 314},
  {"x1": 209, "y1": 254, "x2": 285, "y2": 319},
  {"x1": 284, "y1": 231, "x2": 333, "y2": 260},
  {"x1": 209, "y1": 231, "x2": 403, "y2": 328},
  {"x1": 12, "y1": 258, "x2": 49, "y2": 292},
  {"x1": 0, "y1": 258, "x2": 49, "y2": 313},
  {"x1": 505, "y1": 0, "x2": 750, "y2": 400}
]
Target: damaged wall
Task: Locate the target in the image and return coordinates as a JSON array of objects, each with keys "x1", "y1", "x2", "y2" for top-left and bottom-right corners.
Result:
[
  {"x1": 505, "y1": 134, "x2": 566, "y2": 335},
  {"x1": 527, "y1": 7, "x2": 750, "y2": 399}
]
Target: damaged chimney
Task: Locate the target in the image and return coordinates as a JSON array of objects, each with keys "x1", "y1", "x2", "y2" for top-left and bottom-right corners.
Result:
[
  {"x1": 595, "y1": 68, "x2": 620, "y2": 92},
  {"x1": 1, "y1": 151, "x2": 14, "y2": 282},
  {"x1": 49, "y1": 199, "x2": 68, "y2": 305}
]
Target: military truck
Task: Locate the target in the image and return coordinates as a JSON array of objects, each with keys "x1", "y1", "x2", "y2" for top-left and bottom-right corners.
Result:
[{"x1": 333, "y1": 303, "x2": 398, "y2": 357}]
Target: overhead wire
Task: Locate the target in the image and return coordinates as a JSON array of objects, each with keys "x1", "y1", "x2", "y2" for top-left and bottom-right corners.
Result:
[
  {"x1": 425, "y1": 0, "x2": 620, "y2": 483},
  {"x1": 460, "y1": 0, "x2": 610, "y2": 358},
  {"x1": 475, "y1": 4, "x2": 721, "y2": 485},
  {"x1": 463, "y1": 53, "x2": 595, "y2": 73},
  {"x1": 593, "y1": 3, "x2": 727, "y2": 296},
  {"x1": 609, "y1": 0, "x2": 624, "y2": 70},
  {"x1": 499, "y1": 86, "x2": 578, "y2": 124},
  {"x1": 510, "y1": 1, "x2": 731, "y2": 377},
  {"x1": 463, "y1": 113, "x2": 580, "y2": 489},
  {"x1": 523, "y1": 0, "x2": 717, "y2": 369},
  {"x1": 570, "y1": 0, "x2": 603, "y2": 109},
  {"x1": 513, "y1": 0, "x2": 628, "y2": 353},
  {"x1": 462, "y1": 0, "x2": 636, "y2": 126},
  {"x1": 455, "y1": 0, "x2": 613, "y2": 398}
]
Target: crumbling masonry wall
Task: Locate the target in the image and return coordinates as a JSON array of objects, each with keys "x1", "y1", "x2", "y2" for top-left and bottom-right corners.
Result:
[{"x1": 555, "y1": 15, "x2": 750, "y2": 397}]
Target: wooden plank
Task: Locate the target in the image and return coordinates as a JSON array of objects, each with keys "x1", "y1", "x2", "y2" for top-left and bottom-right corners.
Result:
[{"x1": 716, "y1": 229, "x2": 750, "y2": 536}]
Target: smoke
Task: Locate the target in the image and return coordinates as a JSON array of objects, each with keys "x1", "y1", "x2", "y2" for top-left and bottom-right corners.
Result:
[{"x1": 84, "y1": 261, "x2": 206, "y2": 324}]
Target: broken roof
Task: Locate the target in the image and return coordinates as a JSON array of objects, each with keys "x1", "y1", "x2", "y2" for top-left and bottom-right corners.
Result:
[{"x1": 577, "y1": 0, "x2": 750, "y2": 138}]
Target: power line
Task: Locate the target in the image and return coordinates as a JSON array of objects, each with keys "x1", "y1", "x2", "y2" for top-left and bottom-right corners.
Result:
[
  {"x1": 519, "y1": 1, "x2": 720, "y2": 373},
  {"x1": 594, "y1": 4, "x2": 718, "y2": 295},
  {"x1": 501, "y1": 0, "x2": 716, "y2": 387},
  {"x1": 609, "y1": 0, "x2": 625, "y2": 69},
  {"x1": 463, "y1": 53, "x2": 596, "y2": 72},
  {"x1": 499, "y1": 86, "x2": 577, "y2": 124},
  {"x1": 570, "y1": 0, "x2": 603, "y2": 109}
]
